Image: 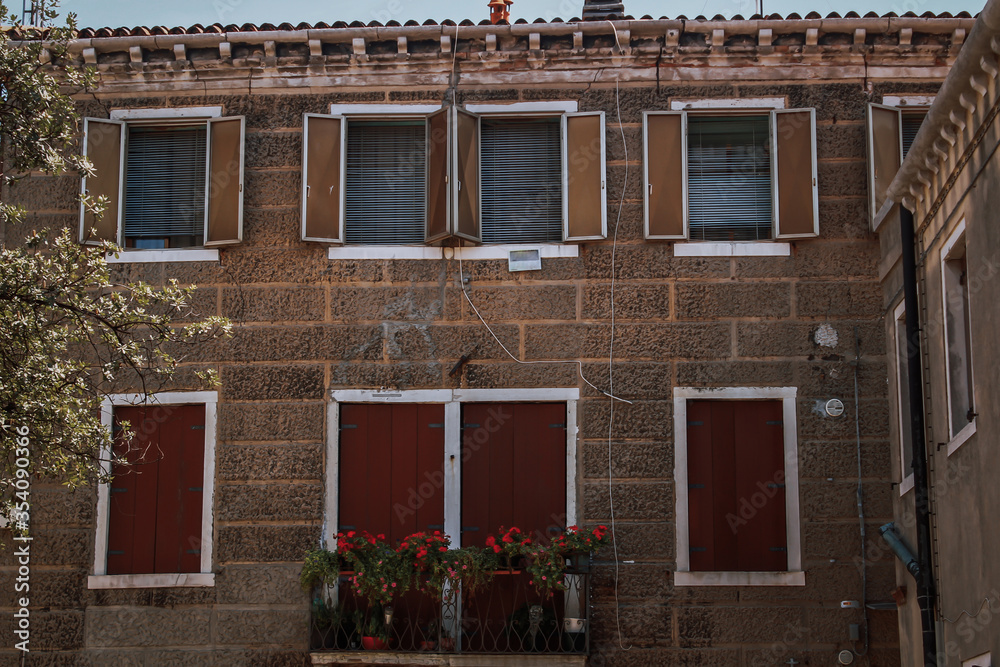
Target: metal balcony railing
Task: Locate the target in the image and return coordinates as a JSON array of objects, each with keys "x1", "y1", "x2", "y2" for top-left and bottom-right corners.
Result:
[{"x1": 309, "y1": 558, "x2": 590, "y2": 655}]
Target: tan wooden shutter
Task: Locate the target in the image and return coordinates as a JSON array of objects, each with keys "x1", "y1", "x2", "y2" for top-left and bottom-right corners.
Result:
[
  {"x1": 205, "y1": 116, "x2": 244, "y2": 246},
  {"x1": 301, "y1": 114, "x2": 344, "y2": 243},
  {"x1": 643, "y1": 111, "x2": 686, "y2": 240},
  {"x1": 563, "y1": 111, "x2": 607, "y2": 242},
  {"x1": 867, "y1": 103, "x2": 902, "y2": 231},
  {"x1": 425, "y1": 108, "x2": 450, "y2": 243},
  {"x1": 80, "y1": 118, "x2": 125, "y2": 245},
  {"x1": 773, "y1": 108, "x2": 819, "y2": 239},
  {"x1": 453, "y1": 107, "x2": 481, "y2": 244}
]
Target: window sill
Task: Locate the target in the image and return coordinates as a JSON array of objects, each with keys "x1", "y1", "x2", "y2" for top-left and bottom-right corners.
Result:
[
  {"x1": 946, "y1": 418, "x2": 977, "y2": 456},
  {"x1": 88, "y1": 573, "x2": 215, "y2": 589},
  {"x1": 674, "y1": 571, "x2": 805, "y2": 586},
  {"x1": 327, "y1": 244, "x2": 579, "y2": 261},
  {"x1": 673, "y1": 242, "x2": 791, "y2": 257},
  {"x1": 105, "y1": 249, "x2": 220, "y2": 264},
  {"x1": 899, "y1": 474, "x2": 914, "y2": 496}
]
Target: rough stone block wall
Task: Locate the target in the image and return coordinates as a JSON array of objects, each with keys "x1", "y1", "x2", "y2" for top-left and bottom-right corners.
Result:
[{"x1": 0, "y1": 74, "x2": 944, "y2": 665}]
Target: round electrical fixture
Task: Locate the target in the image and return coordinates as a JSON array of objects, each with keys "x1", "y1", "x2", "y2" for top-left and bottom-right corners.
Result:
[
  {"x1": 825, "y1": 398, "x2": 845, "y2": 418},
  {"x1": 838, "y1": 649, "x2": 855, "y2": 665}
]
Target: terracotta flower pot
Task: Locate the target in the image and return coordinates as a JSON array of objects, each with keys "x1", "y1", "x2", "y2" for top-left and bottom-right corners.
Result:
[{"x1": 362, "y1": 636, "x2": 389, "y2": 650}]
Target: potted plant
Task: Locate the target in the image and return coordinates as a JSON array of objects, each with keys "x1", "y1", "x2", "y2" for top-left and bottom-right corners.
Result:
[
  {"x1": 353, "y1": 607, "x2": 391, "y2": 650},
  {"x1": 337, "y1": 531, "x2": 412, "y2": 608}
]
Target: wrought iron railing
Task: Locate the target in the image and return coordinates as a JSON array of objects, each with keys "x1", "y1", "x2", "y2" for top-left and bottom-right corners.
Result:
[{"x1": 309, "y1": 557, "x2": 590, "y2": 655}]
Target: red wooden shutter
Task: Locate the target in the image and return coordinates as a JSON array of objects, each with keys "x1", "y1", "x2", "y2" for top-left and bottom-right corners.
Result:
[
  {"x1": 108, "y1": 404, "x2": 204, "y2": 575},
  {"x1": 460, "y1": 403, "x2": 566, "y2": 547},
  {"x1": 338, "y1": 404, "x2": 445, "y2": 545},
  {"x1": 687, "y1": 400, "x2": 786, "y2": 572}
]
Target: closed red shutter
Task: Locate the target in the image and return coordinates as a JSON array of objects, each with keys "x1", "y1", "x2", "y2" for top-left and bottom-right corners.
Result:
[
  {"x1": 338, "y1": 404, "x2": 445, "y2": 545},
  {"x1": 461, "y1": 403, "x2": 566, "y2": 547},
  {"x1": 108, "y1": 404, "x2": 205, "y2": 575},
  {"x1": 687, "y1": 400, "x2": 786, "y2": 572}
]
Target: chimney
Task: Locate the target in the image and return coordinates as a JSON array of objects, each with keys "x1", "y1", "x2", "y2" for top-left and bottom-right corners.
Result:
[
  {"x1": 581, "y1": 0, "x2": 625, "y2": 20},
  {"x1": 488, "y1": 0, "x2": 513, "y2": 24}
]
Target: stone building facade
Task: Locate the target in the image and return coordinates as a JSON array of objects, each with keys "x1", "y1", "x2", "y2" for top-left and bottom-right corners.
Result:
[{"x1": 0, "y1": 7, "x2": 977, "y2": 666}]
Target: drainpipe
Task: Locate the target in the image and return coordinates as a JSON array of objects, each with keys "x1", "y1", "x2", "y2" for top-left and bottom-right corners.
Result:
[{"x1": 899, "y1": 204, "x2": 938, "y2": 666}]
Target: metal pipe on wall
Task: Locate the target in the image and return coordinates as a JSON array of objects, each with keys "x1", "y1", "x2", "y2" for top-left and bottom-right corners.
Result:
[{"x1": 899, "y1": 204, "x2": 938, "y2": 666}]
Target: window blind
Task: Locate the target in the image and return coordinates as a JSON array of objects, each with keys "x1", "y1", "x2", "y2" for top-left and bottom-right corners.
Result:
[
  {"x1": 480, "y1": 118, "x2": 562, "y2": 244},
  {"x1": 901, "y1": 112, "x2": 925, "y2": 158},
  {"x1": 123, "y1": 126, "x2": 207, "y2": 239},
  {"x1": 345, "y1": 121, "x2": 426, "y2": 245},
  {"x1": 687, "y1": 116, "x2": 772, "y2": 242}
]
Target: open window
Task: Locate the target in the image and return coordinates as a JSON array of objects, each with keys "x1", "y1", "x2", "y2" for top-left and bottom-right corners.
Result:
[
  {"x1": 644, "y1": 109, "x2": 818, "y2": 241},
  {"x1": 80, "y1": 114, "x2": 245, "y2": 249},
  {"x1": 303, "y1": 105, "x2": 605, "y2": 246},
  {"x1": 941, "y1": 221, "x2": 977, "y2": 451},
  {"x1": 892, "y1": 300, "x2": 915, "y2": 494},
  {"x1": 866, "y1": 99, "x2": 930, "y2": 230}
]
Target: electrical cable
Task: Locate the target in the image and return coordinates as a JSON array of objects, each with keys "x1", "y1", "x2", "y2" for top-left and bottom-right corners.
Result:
[
  {"x1": 604, "y1": 19, "x2": 632, "y2": 652},
  {"x1": 456, "y1": 255, "x2": 631, "y2": 405},
  {"x1": 940, "y1": 596, "x2": 996, "y2": 623},
  {"x1": 852, "y1": 328, "x2": 870, "y2": 661}
]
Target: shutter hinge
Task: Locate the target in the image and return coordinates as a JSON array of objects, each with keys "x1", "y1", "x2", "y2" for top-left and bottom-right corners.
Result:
[
  {"x1": 765, "y1": 483, "x2": 786, "y2": 489},
  {"x1": 462, "y1": 526, "x2": 480, "y2": 532},
  {"x1": 428, "y1": 423, "x2": 444, "y2": 428},
  {"x1": 186, "y1": 549, "x2": 201, "y2": 555},
  {"x1": 689, "y1": 547, "x2": 707, "y2": 552},
  {"x1": 770, "y1": 547, "x2": 787, "y2": 552},
  {"x1": 463, "y1": 423, "x2": 481, "y2": 429},
  {"x1": 340, "y1": 424, "x2": 357, "y2": 430},
  {"x1": 191, "y1": 425, "x2": 205, "y2": 430},
  {"x1": 550, "y1": 423, "x2": 566, "y2": 428},
  {"x1": 108, "y1": 550, "x2": 125, "y2": 556},
  {"x1": 188, "y1": 487, "x2": 203, "y2": 492},
  {"x1": 111, "y1": 488, "x2": 128, "y2": 494},
  {"x1": 687, "y1": 421, "x2": 704, "y2": 426},
  {"x1": 688, "y1": 483, "x2": 705, "y2": 489},
  {"x1": 427, "y1": 524, "x2": 444, "y2": 530},
  {"x1": 339, "y1": 525, "x2": 356, "y2": 530},
  {"x1": 765, "y1": 420, "x2": 783, "y2": 426}
]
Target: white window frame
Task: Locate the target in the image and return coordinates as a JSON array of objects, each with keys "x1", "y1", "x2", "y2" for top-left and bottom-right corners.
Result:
[
  {"x1": 324, "y1": 102, "x2": 589, "y2": 261},
  {"x1": 89, "y1": 391, "x2": 218, "y2": 589},
  {"x1": 97, "y1": 107, "x2": 225, "y2": 264},
  {"x1": 941, "y1": 219, "x2": 977, "y2": 455},
  {"x1": 893, "y1": 300, "x2": 915, "y2": 495},
  {"x1": 672, "y1": 386, "x2": 804, "y2": 587},
  {"x1": 324, "y1": 388, "x2": 579, "y2": 550}
]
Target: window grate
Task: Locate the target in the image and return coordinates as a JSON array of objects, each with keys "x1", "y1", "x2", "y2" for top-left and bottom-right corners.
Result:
[
  {"x1": 688, "y1": 116, "x2": 772, "y2": 242},
  {"x1": 345, "y1": 121, "x2": 426, "y2": 245},
  {"x1": 124, "y1": 125, "x2": 207, "y2": 242},
  {"x1": 481, "y1": 118, "x2": 562, "y2": 244}
]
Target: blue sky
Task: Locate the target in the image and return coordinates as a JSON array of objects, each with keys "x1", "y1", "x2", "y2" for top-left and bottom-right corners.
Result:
[{"x1": 59, "y1": 0, "x2": 977, "y2": 31}]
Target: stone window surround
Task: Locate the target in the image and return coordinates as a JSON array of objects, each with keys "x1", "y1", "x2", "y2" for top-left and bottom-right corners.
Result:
[
  {"x1": 664, "y1": 97, "x2": 793, "y2": 258},
  {"x1": 893, "y1": 299, "x2": 915, "y2": 496},
  {"x1": 89, "y1": 391, "x2": 218, "y2": 589},
  {"x1": 941, "y1": 218, "x2": 978, "y2": 456},
  {"x1": 325, "y1": 102, "x2": 584, "y2": 262},
  {"x1": 102, "y1": 106, "x2": 224, "y2": 265},
  {"x1": 324, "y1": 388, "x2": 579, "y2": 550},
  {"x1": 672, "y1": 386, "x2": 805, "y2": 587}
]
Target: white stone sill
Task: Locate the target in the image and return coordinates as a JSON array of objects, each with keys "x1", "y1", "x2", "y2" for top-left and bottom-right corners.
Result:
[
  {"x1": 88, "y1": 573, "x2": 215, "y2": 589},
  {"x1": 327, "y1": 245, "x2": 579, "y2": 261},
  {"x1": 674, "y1": 571, "x2": 805, "y2": 586},
  {"x1": 946, "y1": 418, "x2": 977, "y2": 456},
  {"x1": 105, "y1": 249, "x2": 219, "y2": 263},
  {"x1": 899, "y1": 473, "x2": 914, "y2": 497},
  {"x1": 673, "y1": 242, "x2": 791, "y2": 257},
  {"x1": 311, "y1": 652, "x2": 586, "y2": 666}
]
